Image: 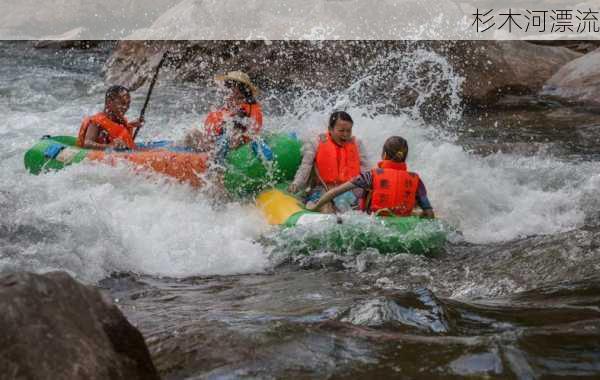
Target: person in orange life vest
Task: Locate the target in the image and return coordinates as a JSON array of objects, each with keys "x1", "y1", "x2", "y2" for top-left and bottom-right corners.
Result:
[
  {"x1": 288, "y1": 111, "x2": 369, "y2": 213},
  {"x1": 76, "y1": 85, "x2": 144, "y2": 150},
  {"x1": 183, "y1": 71, "x2": 263, "y2": 154},
  {"x1": 307, "y1": 136, "x2": 435, "y2": 219}
]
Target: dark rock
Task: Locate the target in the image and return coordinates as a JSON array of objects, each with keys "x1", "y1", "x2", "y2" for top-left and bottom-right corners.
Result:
[
  {"x1": 104, "y1": 40, "x2": 458, "y2": 125},
  {"x1": 339, "y1": 288, "x2": 449, "y2": 333},
  {"x1": 104, "y1": 40, "x2": 410, "y2": 92},
  {"x1": 33, "y1": 40, "x2": 98, "y2": 50},
  {"x1": 0, "y1": 271, "x2": 159, "y2": 380},
  {"x1": 104, "y1": 40, "x2": 582, "y2": 112},
  {"x1": 527, "y1": 40, "x2": 600, "y2": 54}
]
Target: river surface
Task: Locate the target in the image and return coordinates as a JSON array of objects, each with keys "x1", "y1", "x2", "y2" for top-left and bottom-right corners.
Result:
[{"x1": 1, "y1": 41, "x2": 600, "y2": 379}]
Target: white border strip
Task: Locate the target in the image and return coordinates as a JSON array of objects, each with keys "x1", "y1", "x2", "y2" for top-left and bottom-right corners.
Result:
[{"x1": 2, "y1": 0, "x2": 600, "y2": 40}]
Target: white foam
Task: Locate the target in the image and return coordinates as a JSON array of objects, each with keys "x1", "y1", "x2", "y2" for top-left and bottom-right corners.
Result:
[
  {"x1": 274, "y1": 108, "x2": 594, "y2": 244},
  {"x1": 2, "y1": 161, "x2": 270, "y2": 281},
  {"x1": 1, "y1": 44, "x2": 599, "y2": 282}
]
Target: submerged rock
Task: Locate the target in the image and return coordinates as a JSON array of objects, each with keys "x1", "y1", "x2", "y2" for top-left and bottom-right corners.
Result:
[
  {"x1": 0, "y1": 272, "x2": 159, "y2": 380},
  {"x1": 543, "y1": 48, "x2": 600, "y2": 107},
  {"x1": 340, "y1": 288, "x2": 448, "y2": 333}
]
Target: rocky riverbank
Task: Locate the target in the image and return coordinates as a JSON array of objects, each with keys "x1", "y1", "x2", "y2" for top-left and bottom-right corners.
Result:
[
  {"x1": 102, "y1": 40, "x2": 600, "y2": 110},
  {"x1": 0, "y1": 272, "x2": 159, "y2": 380}
]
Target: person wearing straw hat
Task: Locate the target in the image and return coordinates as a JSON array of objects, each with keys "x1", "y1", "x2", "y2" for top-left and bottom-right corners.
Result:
[{"x1": 184, "y1": 71, "x2": 263, "y2": 154}]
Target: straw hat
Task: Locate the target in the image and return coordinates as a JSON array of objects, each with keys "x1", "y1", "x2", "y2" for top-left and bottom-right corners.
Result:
[{"x1": 214, "y1": 71, "x2": 259, "y2": 97}]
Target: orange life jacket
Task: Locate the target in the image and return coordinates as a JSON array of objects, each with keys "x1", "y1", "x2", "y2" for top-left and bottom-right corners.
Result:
[
  {"x1": 314, "y1": 133, "x2": 361, "y2": 187},
  {"x1": 204, "y1": 103, "x2": 263, "y2": 143},
  {"x1": 76, "y1": 112, "x2": 136, "y2": 149},
  {"x1": 361, "y1": 160, "x2": 420, "y2": 216}
]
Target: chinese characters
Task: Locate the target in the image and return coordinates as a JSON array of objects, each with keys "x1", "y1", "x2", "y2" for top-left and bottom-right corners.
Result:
[{"x1": 472, "y1": 8, "x2": 600, "y2": 34}]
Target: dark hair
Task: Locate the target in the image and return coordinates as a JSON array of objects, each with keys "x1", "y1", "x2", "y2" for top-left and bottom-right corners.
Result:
[
  {"x1": 105, "y1": 85, "x2": 130, "y2": 103},
  {"x1": 328, "y1": 111, "x2": 353, "y2": 130},
  {"x1": 383, "y1": 136, "x2": 409, "y2": 162},
  {"x1": 225, "y1": 80, "x2": 256, "y2": 104}
]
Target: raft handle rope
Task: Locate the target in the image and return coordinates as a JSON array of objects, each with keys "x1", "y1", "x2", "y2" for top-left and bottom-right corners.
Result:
[{"x1": 250, "y1": 139, "x2": 274, "y2": 161}]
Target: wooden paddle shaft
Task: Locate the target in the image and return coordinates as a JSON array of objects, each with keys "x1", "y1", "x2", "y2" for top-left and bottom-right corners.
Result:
[{"x1": 133, "y1": 52, "x2": 168, "y2": 140}]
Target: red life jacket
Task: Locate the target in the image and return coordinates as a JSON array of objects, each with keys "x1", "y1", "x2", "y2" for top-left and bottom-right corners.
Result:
[
  {"x1": 314, "y1": 133, "x2": 361, "y2": 187},
  {"x1": 77, "y1": 112, "x2": 136, "y2": 149},
  {"x1": 204, "y1": 103, "x2": 263, "y2": 144},
  {"x1": 361, "y1": 160, "x2": 420, "y2": 216}
]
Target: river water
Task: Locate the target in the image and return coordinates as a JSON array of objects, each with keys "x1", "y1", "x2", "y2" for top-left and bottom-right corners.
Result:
[{"x1": 1, "y1": 41, "x2": 600, "y2": 379}]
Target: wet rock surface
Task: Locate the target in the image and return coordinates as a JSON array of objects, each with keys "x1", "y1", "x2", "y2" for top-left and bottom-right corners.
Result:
[
  {"x1": 104, "y1": 40, "x2": 411, "y2": 95},
  {"x1": 107, "y1": 257, "x2": 600, "y2": 379},
  {"x1": 438, "y1": 41, "x2": 582, "y2": 105},
  {"x1": 0, "y1": 272, "x2": 159, "y2": 380},
  {"x1": 543, "y1": 47, "x2": 600, "y2": 107},
  {"x1": 101, "y1": 227, "x2": 600, "y2": 378},
  {"x1": 104, "y1": 40, "x2": 582, "y2": 109}
]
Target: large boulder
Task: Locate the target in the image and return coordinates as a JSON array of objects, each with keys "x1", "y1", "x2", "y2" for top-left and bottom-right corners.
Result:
[
  {"x1": 104, "y1": 40, "x2": 404, "y2": 90},
  {"x1": 104, "y1": 40, "x2": 459, "y2": 121},
  {"x1": 542, "y1": 48, "x2": 600, "y2": 107},
  {"x1": 0, "y1": 272, "x2": 159, "y2": 380},
  {"x1": 103, "y1": 0, "x2": 465, "y2": 105},
  {"x1": 436, "y1": 41, "x2": 582, "y2": 105},
  {"x1": 104, "y1": 41, "x2": 582, "y2": 110}
]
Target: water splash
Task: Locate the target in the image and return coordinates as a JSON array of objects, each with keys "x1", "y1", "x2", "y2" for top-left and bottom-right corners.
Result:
[{"x1": 1, "y1": 42, "x2": 599, "y2": 281}]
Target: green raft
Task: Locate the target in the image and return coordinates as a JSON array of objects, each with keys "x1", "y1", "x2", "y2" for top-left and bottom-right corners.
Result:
[
  {"x1": 285, "y1": 212, "x2": 447, "y2": 255},
  {"x1": 223, "y1": 133, "x2": 302, "y2": 197},
  {"x1": 24, "y1": 136, "x2": 88, "y2": 175},
  {"x1": 25, "y1": 133, "x2": 447, "y2": 254},
  {"x1": 24, "y1": 133, "x2": 303, "y2": 194},
  {"x1": 256, "y1": 185, "x2": 446, "y2": 255}
]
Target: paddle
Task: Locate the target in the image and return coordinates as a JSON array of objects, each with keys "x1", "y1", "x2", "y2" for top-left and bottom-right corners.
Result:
[{"x1": 133, "y1": 51, "x2": 169, "y2": 141}]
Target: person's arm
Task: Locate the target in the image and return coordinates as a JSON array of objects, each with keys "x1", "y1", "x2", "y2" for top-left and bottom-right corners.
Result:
[
  {"x1": 83, "y1": 123, "x2": 128, "y2": 150},
  {"x1": 288, "y1": 138, "x2": 317, "y2": 193},
  {"x1": 421, "y1": 209, "x2": 435, "y2": 218},
  {"x1": 247, "y1": 104, "x2": 263, "y2": 135},
  {"x1": 306, "y1": 181, "x2": 357, "y2": 211},
  {"x1": 82, "y1": 123, "x2": 110, "y2": 150},
  {"x1": 416, "y1": 179, "x2": 435, "y2": 218},
  {"x1": 128, "y1": 116, "x2": 145, "y2": 138},
  {"x1": 357, "y1": 139, "x2": 370, "y2": 172}
]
